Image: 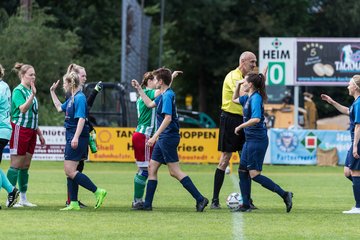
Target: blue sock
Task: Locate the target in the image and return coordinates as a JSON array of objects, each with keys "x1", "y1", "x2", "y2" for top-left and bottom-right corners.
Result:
[
  {"x1": 239, "y1": 170, "x2": 251, "y2": 206},
  {"x1": 180, "y1": 176, "x2": 203, "y2": 203},
  {"x1": 352, "y1": 176, "x2": 360, "y2": 208},
  {"x1": 253, "y1": 174, "x2": 286, "y2": 198},
  {"x1": 67, "y1": 177, "x2": 78, "y2": 201},
  {"x1": 0, "y1": 169, "x2": 14, "y2": 193},
  {"x1": 73, "y1": 172, "x2": 97, "y2": 193},
  {"x1": 144, "y1": 180, "x2": 158, "y2": 208}
]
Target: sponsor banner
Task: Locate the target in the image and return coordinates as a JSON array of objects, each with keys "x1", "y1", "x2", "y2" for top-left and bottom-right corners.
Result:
[
  {"x1": 296, "y1": 38, "x2": 360, "y2": 86},
  {"x1": 269, "y1": 129, "x2": 350, "y2": 165},
  {"x1": 259, "y1": 37, "x2": 296, "y2": 86},
  {"x1": 89, "y1": 127, "x2": 234, "y2": 164}
]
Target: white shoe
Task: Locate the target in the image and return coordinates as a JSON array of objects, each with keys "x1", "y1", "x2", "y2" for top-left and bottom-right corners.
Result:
[
  {"x1": 17, "y1": 200, "x2": 37, "y2": 207},
  {"x1": 342, "y1": 207, "x2": 360, "y2": 214},
  {"x1": 13, "y1": 203, "x2": 24, "y2": 208}
]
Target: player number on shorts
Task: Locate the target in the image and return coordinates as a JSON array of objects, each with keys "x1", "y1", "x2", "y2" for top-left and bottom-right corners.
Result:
[{"x1": 268, "y1": 62, "x2": 285, "y2": 86}]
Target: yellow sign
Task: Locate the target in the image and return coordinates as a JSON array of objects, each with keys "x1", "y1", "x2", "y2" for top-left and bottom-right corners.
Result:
[{"x1": 89, "y1": 127, "x2": 239, "y2": 164}]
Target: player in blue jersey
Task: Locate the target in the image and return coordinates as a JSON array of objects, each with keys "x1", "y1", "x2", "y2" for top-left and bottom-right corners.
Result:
[
  {"x1": 131, "y1": 67, "x2": 208, "y2": 212},
  {"x1": 0, "y1": 64, "x2": 20, "y2": 208},
  {"x1": 131, "y1": 70, "x2": 182, "y2": 209},
  {"x1": 50, "y1": 72, "x2": 107, "y2": 211},
  {"x1": 232, "y1": 72, "x2": 293, "y2": 212},
  {"x1": 321, "y1": 75, "x2": 360, "y2": 214}
]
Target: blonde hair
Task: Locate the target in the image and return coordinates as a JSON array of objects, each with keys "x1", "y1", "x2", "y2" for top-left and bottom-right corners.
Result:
[
  {"x1": 0, "y1": 64, "x2": 4, "y2": 78},
  {"x1": 13, "y1": 62, "x2": 34, "y2": 80},
  {"x1": 63, "y1": 71, "x2": 80, "y2": 94},
  {"x1": 67, "y1": 63, "x2": 85, "y2": 75},
  {"x1": 352, "y1": 75, "x2": 360, "y2": 89}
]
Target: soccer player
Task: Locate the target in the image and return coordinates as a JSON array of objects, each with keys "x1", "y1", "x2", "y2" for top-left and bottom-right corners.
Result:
[
  {"x1": 131, "y1": 67, "x2": 208, "y2": 212},
  {"x1": 0, "y1": 63, "x2": 20, "y2": 208},
  {"x1": 232, "y1": 72, "x2": 293, "y2": 212},
  {"x1": 321, "y1": 75, "x2": 360, "y2": 214},
  {"x1": 7, "y1": 63, "x2": 46, "y2": 207},
  {"x1": 64, "y1": 63, "x2": 103, "y2": 207},
  {"x1": 50, "y1": 72, "x2": 107, "y2": 211},
  {"x1": 131, "y1": 70, "x2": 182, "y2": 209}
]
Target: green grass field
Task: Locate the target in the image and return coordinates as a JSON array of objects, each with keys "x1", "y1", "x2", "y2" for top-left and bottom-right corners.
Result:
[{"x1": 0, "y1": 161, "x2": 359, "y2": 240}]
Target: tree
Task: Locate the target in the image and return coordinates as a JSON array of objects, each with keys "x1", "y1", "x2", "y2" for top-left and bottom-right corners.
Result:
[{"x1": 0, "y1": 4, "x2": 79, "y2": 125}]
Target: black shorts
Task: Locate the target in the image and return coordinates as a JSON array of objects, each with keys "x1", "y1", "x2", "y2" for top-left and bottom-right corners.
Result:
[{"x1": 218, "y1": 111, "x2": 245, "y2": 152}]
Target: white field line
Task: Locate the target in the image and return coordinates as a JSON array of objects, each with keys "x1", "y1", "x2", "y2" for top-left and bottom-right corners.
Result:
[{"x1": 230, "y1": 174, "x2": 245, "y2": 240}]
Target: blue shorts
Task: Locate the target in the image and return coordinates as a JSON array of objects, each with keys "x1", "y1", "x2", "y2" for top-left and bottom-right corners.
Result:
[
  {"x1": 345, "y1": 145, "x2": 360, "y2": 170},
  {"x1": 64, "y1": 131, "x2": 89, "y2": 161},
  {"x1": 240, "y1": 139, "x2": 268, "y2": 171},
  {"x1": 151, "y1": 137, "x2": 180, "y2": 164}
]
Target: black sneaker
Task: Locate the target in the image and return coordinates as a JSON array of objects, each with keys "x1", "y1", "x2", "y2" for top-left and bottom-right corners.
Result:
[
  {"x1": 7, "y1": 187, "x2": 20, "y2": 208},
  {"x1": 249, "y1": 198, "x2": 258, "y2": 210},
  {"x1": 78, "y1": 201, "x2": 87, "y2": 208},
  {"x1": 139, "y1": 205, "x2": 153, "y2": 211},
  {"x1": 210, "y1": 198, "x2": 221, "y2": 209},
  {"x1": 234, "y1": 205, "x2": 252, "y2": 212},
  {"x1": 132, "y1": 201, "x2": 144, "y2": 210},
  {"x1": 196, "y1": 197, "x2": 209, "y2": 212},
  {"x1": 283, "y1": 191, "x2": 293, "y2": 213}
]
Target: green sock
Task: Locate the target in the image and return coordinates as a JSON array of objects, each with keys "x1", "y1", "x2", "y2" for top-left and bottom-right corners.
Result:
[
  {"x1": 0, "y1": 169, "x2": 13, "y2": 193},
  {"x1": 134, "y1": 174, "x2": 147, "y2": 200},
  {"x1": 7, "y1": 167, "x2": 19, "y2": 186},
  {"x1": 18, "y1": 168, "x2": 29, "y2": 193}
]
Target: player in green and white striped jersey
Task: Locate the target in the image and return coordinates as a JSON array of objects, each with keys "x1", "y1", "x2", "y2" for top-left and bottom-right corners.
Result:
[{"x1": 7, "y1": 63, "x2": 45, "y2": 207}]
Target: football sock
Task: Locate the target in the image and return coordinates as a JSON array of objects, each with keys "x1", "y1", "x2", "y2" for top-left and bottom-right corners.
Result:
[
  {"x1": 73, "y1": 172, "x2": 97, "y2": 193},
  {"x1": 18, "y1": 168, "x2": 29, "y2": 193},
  {"x1": 212, "y1": 168, "x2": 225, "y2": 200},
  {"x1": 352, "y1": 176, "x2": 360, "y2": 208},
  {"x1": 180, "y1": 176, "x2": 203, "y2": 202},
  {"x1": 252, "y1": 174, "x2": 286, "y2": 198},
  {"x1": 67, "y1": 177, "x2": 78, "y2": 202},
  {"x1": 134, "y1": 172, "x2": 148, "y2": 200},
  {"x1": 239, "y1": 170, "x2": 251, "y2": 206},
  {"x1": 144, "y1": 180, "x2": 157, "y2": 207},
  {"x1": 0, "y1": 169, "x2": 14, "y2": 193},
  {"x1": 7, "y1": 166, "x2": 19, "y2": 186},
  {"x1": 20, "y1": 192, "x2": 27, "y2": 201},
  {"x1": 346, "y1": 175, "x2": 353, "y2": 182}
]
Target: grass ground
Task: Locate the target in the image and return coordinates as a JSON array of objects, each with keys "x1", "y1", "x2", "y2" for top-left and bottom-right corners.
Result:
[{"x1": 0, "y1": 161, "x2": 359, "y2": 240}]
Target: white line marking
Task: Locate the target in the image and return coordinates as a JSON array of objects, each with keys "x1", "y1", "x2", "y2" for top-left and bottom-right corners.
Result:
[{"x1": 231, "y1": 174, "x2": 245, "y2": 240}]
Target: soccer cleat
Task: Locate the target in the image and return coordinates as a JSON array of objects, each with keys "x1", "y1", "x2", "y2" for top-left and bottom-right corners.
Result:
[
  {"x1": 15, "y1": 200, "x2": 37, "y2": 207},
  {"x1": 78, "y1": 201, "x2": 87, "y2": 208},
  {"x1": 283, "y1": 191, "x2": 293, "y2": 213},
  {"x1": 249, "y1": 198, "x2": 258, "y2": 210},
  {"x1": 139, "y1": 205, "x2": 153, "y2": 211},
  {"x1": 196, "y1": 197, "x2": 209, "y2": 212},
  {"x1": 132, "y1": 201, "x2": 144, "y2": 210},
  {"x1": 210, "y1": 199, "x2": 221, "y2": 209},
  {"x1": 7, "y1": 187, "x2": 20, "y2": 208},
  {"x1": 60, "y1": 201, "x2": 80, "y2": 211},
  {"x1": 94, "y1": 188, "x2": 107, "y2": 209},
  {"x1": 342, "y1": 207, "x2": 360, "y2": 214},
  {"x1": 234, "y1": 205, "x2": 252, "y2": 212},
  {"x1": 95, "y1": 81, "x2": 103, "y2": 92}
]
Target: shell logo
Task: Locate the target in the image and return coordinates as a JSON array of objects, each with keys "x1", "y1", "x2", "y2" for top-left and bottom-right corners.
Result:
[{"x1": 98, "y1": 130, "x2": 112, "y2": 143}]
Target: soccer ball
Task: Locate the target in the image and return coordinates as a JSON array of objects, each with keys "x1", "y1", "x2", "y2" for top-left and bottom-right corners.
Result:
[{"x1": 226, "y1": 192, "x2": 243, "y2": 210}]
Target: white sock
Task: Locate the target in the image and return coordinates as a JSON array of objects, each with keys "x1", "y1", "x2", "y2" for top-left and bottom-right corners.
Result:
[{"x1": 20, "y1": 192, "x2": 27, "y2": 202}]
